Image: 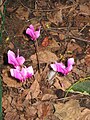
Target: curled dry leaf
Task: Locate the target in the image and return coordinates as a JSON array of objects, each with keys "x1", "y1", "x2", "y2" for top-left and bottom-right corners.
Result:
[{"x1": 30, "y1": 50, "x2": 58, "y2": 64}]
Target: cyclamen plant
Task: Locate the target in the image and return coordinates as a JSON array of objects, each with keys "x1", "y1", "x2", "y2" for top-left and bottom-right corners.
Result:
[
  {"x1": 8, "y1": 24, "x2": 75, "y2": 82},
  {"x1": 26, "y1": 24, "x2": 41, "y2": 73},
  {"x1": 8, "y1": 49, "x2": 34, "y2": 82}
]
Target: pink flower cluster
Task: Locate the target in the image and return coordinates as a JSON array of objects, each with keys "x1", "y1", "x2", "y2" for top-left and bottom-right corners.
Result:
[
  {"x1": 7, "y1": 25, "x2": 75, "y2": 82},
  {"x1": 50, "y1": 58, "x2": 74, "y2": 75},
  {"x1": 8, "y1": 50, "x2": 34, "y2": 82}
]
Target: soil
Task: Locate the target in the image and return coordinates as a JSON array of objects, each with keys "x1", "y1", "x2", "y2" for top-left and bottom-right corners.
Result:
[{"x1": 0, "y1": 0, "x2": 90, "y2": 120}]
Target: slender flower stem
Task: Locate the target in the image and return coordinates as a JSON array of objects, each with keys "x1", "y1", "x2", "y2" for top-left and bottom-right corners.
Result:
[{"x1": 33, "y1": 40, "x2": 40, "y2": 74}]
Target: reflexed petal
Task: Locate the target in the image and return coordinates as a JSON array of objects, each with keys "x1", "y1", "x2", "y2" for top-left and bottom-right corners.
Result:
[
  {"x1": 29, "y1": 24, "x2": 35, "y2": 32},
  {"x1": 20, "y1": 67, "x2": 27, "y2": 80},
  {"x1": 10, "y1": 68, "x2": 24, "y2": 81},
  {"x1": 8, "y1": 50, "x2": 25, "y2": 68},
  {"x1": 26, "y1": 28, "x2": 35, "y2": 40},
  {"x1": 35, "y1": 27, "x2": 41, "y2": 39},
  {"x1": 8, "y1": 50, "x2": 19, "y2": 67},
  {"x1": 51, "y1": 62, "x2": 66, "y2": 74},
  {"x1": 66, "y1": 65, "x2": 73, "y2": 72},
  {"x1": 67, "y1": 58, "x2": 74, "y2": 66},
  {"x1": 50, "y1": 64, "x2": 57, "y2": 71},
  {"x1": 55, "y1": 62, "x2": 67, "y2": 75},
  {"x1": 16, "y1": 56, "x2": 25, "y2": 66},
  {"x1": 26, "y1": 24, "x2": 41, "y2": 40},
  {"x1": 35, "y1": 30, "x2": 40, "y2": 39},
  {"x1": 26, "y1": 66, "x2": 34, "y2": 76}
]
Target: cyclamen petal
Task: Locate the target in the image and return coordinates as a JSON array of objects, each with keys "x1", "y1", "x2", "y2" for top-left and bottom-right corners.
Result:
[
  {"x1": 26, "y1": 24, "x2": 40, "y2": 41},
  {"x1": 67, "y1": 58, "x2": 74, "y2": 66},
  {"x1": 50, "y1": 62, "x2": 67, "y2": 75},
  {"x1": 26, "y1": 28, "x2": 35, "y2": 40},
  {"x1": 10, "y1": 66, "x2": 34, "y2": 82},
  {"x1": 8, "y1": 50, "x2": 25, "y2": 68},
  {"x1": 50, "y1": 58, "x2": 74, "y2": 75},
  {"x1": 29, "y1": 24, "x2": 35, "y2": 31}
]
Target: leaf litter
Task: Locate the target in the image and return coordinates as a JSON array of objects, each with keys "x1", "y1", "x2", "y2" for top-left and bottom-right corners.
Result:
[{"x1": 1, "y1": 0, "x2": 90, "y2": 119}]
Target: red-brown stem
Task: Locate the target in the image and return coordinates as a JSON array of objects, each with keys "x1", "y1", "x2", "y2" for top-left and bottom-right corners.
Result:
[{"x1": 34, "y1": 40, "x2": 40, "y2": 74}]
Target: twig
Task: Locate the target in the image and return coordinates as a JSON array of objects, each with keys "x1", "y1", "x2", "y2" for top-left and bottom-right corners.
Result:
[
  {"x1": 70, "y1": 36, "x2": 90, "y2": 43},
  {"x1": 79, "y1": 23, "x2": 89, "y2": 33},
  {"x1": 33, "y1": 40, "x2": 41, "y2": 74}
]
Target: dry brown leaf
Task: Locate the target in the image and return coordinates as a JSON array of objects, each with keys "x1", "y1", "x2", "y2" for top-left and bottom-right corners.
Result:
[
  {"x1": 25, "y1": 91, "x2": 31, "y2": 100},
  {"x1": 39, "y1": 39, "x2": 60, "y2": 52},
  {"x1": 47, "y1": 39, "x2": 60, "y2": 52},
  {"x1": 2, "y1": 69, "x2": 22, "y2": 88},
  {"x1": 59, "y1": 33, "x2": 65, "y2": 40},
  {"x1": 2, "y1": 97, "x2": 9, "y2": 109},
  {"x1": 30, "y1": 50, "x2": 58, "y2": 64},
  {"x1": 54, "y1": 99, "x2": 81, "y2": 120},
  {"x1": 79, "y1": 5, "x2": 90, "y2": 16},
  {"x1": 30, "y1": 79, "x2": 40, "y2": 99},
  {"x1": 34, "y1": 71, "x2": 41, "y2": 82},
  {"x1": 15, "y1": 6, "x2": 29, "y2": 20},
  {"x1": 85, "y1": 55, "x2": 90, "y2": 67},
  {"x1": 42, "y1": 94, "x2": 57, "y2": 101},
  {"x1": 48, "y1": 9, "x2": 63, "y2": 25},
  {"x1": 67, "y1": 42, "x2": 82, "y2": 54},
  {"x1": 77, "y1": 109, "x2": 90, "y2": 120},
  {"x1": 4, "y1": 109, "x2": 19, "y2": 120},
  {"x1": 25, "y1": 106, "x2": 37, "y2": 119},
  {"x1": 54, "y1": 76, "x2": 71, "y2": 91},
  {"x1": 37, "y1": 102, "x2": 54, "y2": 119},
  {"x1": 20, "y1": 114, "x2": 26, "y2": 120}
]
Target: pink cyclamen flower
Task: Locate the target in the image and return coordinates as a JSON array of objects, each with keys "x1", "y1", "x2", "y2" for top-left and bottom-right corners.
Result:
[
  {"x1": 26, "y1": 24, "x2": 40, "y2": 41},
  {"x1": 50, "y1": 58, "x2": 74, "y2": 75},
  {"x1": 8, "y1": 49, "x2": 25, "y2": 68},
  {"x1": 10, "y1": 66, "x2": 34, "y2": 82}
]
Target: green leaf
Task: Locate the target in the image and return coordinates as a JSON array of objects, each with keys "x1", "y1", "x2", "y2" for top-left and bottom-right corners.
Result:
[
  {"x1": 71, "y1": 80, "x2": 90, "y2": 94},
  {"x1": 66, "y1": 77, "x2": 90, "y2": 96}
]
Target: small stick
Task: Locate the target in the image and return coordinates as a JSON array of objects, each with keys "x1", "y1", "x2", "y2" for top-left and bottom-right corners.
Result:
[{"x1": 70, "y1": 36, "x2": 90, "y2": 43}]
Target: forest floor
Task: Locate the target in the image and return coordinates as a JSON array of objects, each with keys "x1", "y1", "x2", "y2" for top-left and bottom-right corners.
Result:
[{"x1": 0, "y1": 0, "x2": 90, "y2": 120}]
